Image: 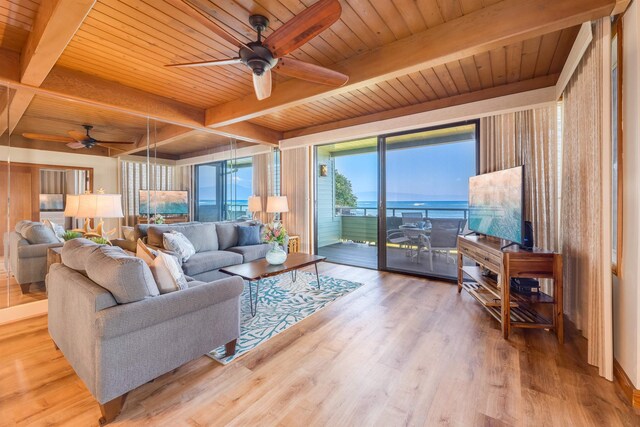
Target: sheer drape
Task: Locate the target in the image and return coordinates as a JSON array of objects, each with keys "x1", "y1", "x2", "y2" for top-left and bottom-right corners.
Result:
[
  {"x1": 119, "y1": 160, "x2": 175, "y2": 226},
  {"x1": 480, "y1": 105, "x2": 559, "y2": 253},
  {"x1": 252, "y1": 150, "x2": 275, "y2": 224},
  {"x1": 561, "y1": 19, "x2": 613, "y2": 379},
  {"x1": 281, "y1": 147, "x2": 310, "y2": 253},
  {"x1": 40, "y1": 170, "x2": 66, "y2": 194}
]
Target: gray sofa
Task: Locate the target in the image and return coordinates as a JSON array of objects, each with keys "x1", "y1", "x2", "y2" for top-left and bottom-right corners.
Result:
[
  {"x1": 5, "y1": 220, "x2": 63, "y2": 293},
  {"x1": 47, "y1": 238, "x2": 244, "y2": 425},
  {"x1": 115, "y1": 221, "x2": 275, "y2": 282}
]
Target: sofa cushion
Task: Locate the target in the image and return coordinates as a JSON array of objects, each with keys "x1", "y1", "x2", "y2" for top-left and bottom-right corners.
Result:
[
  {"x1": 181, "y1": 250, "x2": 243, "y2": 276},
  {"x1": 237, "y1": 224, "x2": 261, "y2": 246},
  {"x1": 147, "y1": 223, "x2": 218, "y2": 252},
  {"x1": 20, "y1": 222, "x2": 59, "y2": 244},
  {"x1": 85, "y1": 245, "x2": 159, "y2": 304},
  {"x1": 214, "y1": 222, "x2": 238, "y2": 250},
  {"x1": 14, "y1": 220, "x2": 33, "y2": 234},
  {"x1": 227, "y1": 243, "x2": 271, "y2": 263},
  {"x1": 61, "y1": 238, "x2": 102, "y2": 272},
  {"x1": 150, "y1": 251, "x2": 188, "y2": 294},
  {"x1": 162, "y1": 231, "x2": 196, "y2": 262}
]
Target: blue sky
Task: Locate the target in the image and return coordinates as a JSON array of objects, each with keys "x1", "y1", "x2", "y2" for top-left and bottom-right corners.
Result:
[
  {"x1": 197, "y1": 163, "x2": 253, "y2": 201},
  {"x1": 335, "y1": 140, "x2": 476, "y2": 202}
]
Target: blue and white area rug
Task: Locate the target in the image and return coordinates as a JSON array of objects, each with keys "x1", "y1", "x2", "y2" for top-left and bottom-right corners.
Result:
[{"x1": 208, "y1": 271, "x2": 363, "y2": 364}]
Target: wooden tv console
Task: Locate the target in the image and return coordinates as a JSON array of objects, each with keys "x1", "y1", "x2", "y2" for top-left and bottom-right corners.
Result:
[{"x1": 457, "y1": 235, "x2": 563, "y2": 343}]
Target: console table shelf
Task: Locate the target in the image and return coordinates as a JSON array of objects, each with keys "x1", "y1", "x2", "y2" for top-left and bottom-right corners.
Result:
[{"x1": 457, "y1": 235, "x2": 563, "y2": 343}]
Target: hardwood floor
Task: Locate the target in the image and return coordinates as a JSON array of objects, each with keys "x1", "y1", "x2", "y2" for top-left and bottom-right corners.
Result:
[{"x1": 0, "y1": 263, "x2": 638, "y2": 426}]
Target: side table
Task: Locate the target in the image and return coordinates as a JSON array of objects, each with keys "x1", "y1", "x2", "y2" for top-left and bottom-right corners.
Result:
[
  {"x1": 47, "y1": 246, "x2": 63, "y2": 274},
  {"x1": 288, "y1": 235, "x2": 300, "y2": 253}
]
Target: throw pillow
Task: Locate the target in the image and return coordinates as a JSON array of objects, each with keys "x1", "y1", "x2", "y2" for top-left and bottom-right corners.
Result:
[
  {"x1": 122, "y1": 226, "x2": 136, "y2": 242},
  {"x1": 162, "y1": 231, "x2": 195, "y2": 262},
  {"x1": 150, "y1": 251, "x2": 188, "y2": 294},
  {"x1": 20, "y1": 223, "x2": 59, "y2": 244},
  {"x1": 237, "y1": 224, "x2": 261, "y2": 246},
  {"x1": 43, "y1": 219, "x2": 65, "y2": 242},
  {"x1": 136, "y1": 238, "x2": 157, "y2": 266}
]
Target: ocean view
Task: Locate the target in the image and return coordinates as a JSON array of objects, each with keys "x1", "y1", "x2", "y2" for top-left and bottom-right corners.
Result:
[{"x1": 340, "y1": 200, "x2": 469, "y2": 218}]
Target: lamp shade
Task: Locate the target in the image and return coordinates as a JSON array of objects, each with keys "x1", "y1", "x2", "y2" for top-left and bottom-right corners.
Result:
[
  {"x1": 248, "y1": 196, "x2": 262, "y2": 212},
  {"x1": 266, "y1": 196, "x2": 289, "y2": 213},
  {"x1": 76, "y1": 194, "x2": 124, "y2": 218},
  {"x1": 63, "y1": 194, "x2": 80, "y2": 217}
]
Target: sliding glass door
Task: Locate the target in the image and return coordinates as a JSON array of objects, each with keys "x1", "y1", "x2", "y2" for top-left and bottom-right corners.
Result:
[
  {"x1": 195, "y1": 162, "x2": 224, "y2": 222},
  {"x1": 315, "y1": 139, "x2": 378, "y2": 269},
  {"x1": 381, "y1": 122, "x2": 478, "y2": 279}
]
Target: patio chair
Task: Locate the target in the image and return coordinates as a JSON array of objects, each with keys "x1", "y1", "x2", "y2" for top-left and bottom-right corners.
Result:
[
  {"x1": 387, "y1": 229, "x2": 412, "y2": 256},
  {"x1": 423, "y1": 218, "x2": 465, "y2": 270}
]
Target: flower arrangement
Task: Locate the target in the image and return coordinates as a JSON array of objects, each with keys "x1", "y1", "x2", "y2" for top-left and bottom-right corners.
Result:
[
  {"x1": 263, "y1": 221, "x2": 288, "y2": 246},
  {"x1": 62, "y1": 230, "x2": 82, "y2": 241},
  {"x1": 150, "y1": 214, "x2": 165, "y2": 224}
]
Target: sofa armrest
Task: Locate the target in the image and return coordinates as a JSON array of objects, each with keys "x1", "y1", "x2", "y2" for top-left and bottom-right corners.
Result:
[
  {"x1": 18, "y1": 241, "x2": 63, "y2": 258},
  {"x1": 95, "y1": 275, "x2": 244, "y2": 338}
]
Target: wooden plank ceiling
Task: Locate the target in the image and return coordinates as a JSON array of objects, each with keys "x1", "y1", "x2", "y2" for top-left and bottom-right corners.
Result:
[{"x1": 0, "y1": 0, "x2": 600, "y2": 157}]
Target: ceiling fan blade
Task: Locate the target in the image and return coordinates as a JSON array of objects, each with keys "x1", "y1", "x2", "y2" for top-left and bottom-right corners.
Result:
[
  {"x1": 253, "y1": 69, "x2": 272, "y2": 100},
  {"x1": 165, "y1": 58, "x2": 242, "y2": 68},
  {"x1": 22, "y1": 133, "x2": 76, "y2": 143},
  {"x1": 274, "y1": 57, "x2": 348, "y2": 86},
  {"x1": 66, "y1": 142, "x2": 86, "y2": 150},
  {"x1": 166, "y1": 0, "x2": 252, "y2": 51},
  {"x1": 68, "y1": 130, "x2": 87, "y2": 142},
  {"x1": 264, "y1": 0, "x2": 341, "y2": 58}
]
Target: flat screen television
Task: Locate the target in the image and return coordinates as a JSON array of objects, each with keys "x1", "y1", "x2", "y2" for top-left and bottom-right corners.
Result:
[
  {"x1": 139, "y1": 190, "x2": 189, "y2": 215},
  {"x1": 468, "y1": 166, "x2": 524, "y2": 245}
]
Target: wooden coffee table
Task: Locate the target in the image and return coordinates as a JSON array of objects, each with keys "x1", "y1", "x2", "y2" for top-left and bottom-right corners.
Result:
[{"x1": 220, "y1": 253, "x2": 326, "y2": 316}]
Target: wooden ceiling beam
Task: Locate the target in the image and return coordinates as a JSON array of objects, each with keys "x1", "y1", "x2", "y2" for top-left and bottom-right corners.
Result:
[
  {"x1": 0, "y1": 64, "x2": 282, "y2": 146},
  {"x1": 282, "y1": 74, "x2": 560, "y2": 140},
  {"x1": 0, "y1": 0, "x2": 96, "y2": 135},
  {"x1": 205, "y1": 0, "x2": 616, "y2": 128}
]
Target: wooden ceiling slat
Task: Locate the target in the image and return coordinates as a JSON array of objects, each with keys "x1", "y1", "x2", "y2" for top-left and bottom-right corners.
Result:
[
  {"x1": 519, "y1": 36, "x2": 542, "y2": 80},
  {"x1": 8, "y1": 0, "x2": 40, "y2": 13},
  {"x1": 345, "y1": 0, "x2": 397, "y2": 45},
  {"x1": 387, "y1": 77, "x2": 422, "y2": 104},
  {"x1": 534, "y1": 31, "x2": 562, "y2": 78},
  {"x1": 357, "y1": 86, "x2": 397, "y2": 111},
  {"x1": 459, "y1": 56, "x2": 482, "y2": 92},
  {"x1": 459, "y1": 0, "x2": 485, "y2": 14},
  {"x1": 435, "y1": 0, "x2": 464, "y2": 21},
  {"x1": 415, "y1": 0, "x2": 445, "y2": 28},
  {"x1": 374, "y1": 81, "x2": 411, "y2": 107},
  {"x1": 421, "y1": 68, "x2": 449, "y2": 98},
  {"x1": 506, "y1": 42, "x2": 523, "y2": 83},
  {"x1": 0, "y1": 22, "x2": 27, "y2": 52},
  {"x1": 473, "y1": 51, "x2": 493, "y2": 89},
  {"x1": 489, "y1": 47, "x2": 507, "y2": 86},
  {"x1": 407, "y1": 71, "x2": 438, "y2": 100},
  {"x1": 432, "y1": 64, "x2": 459, "y2": 96},
  {"x1": 397, "y1": 75, "x2": 430, "y2": 103},
  {"x1": 340, "y1": 91, "x2": 382, "y2": 115},
  {"x1": 336, "y1": 1, "x2": 383, "y2": 48},
  {"x1": 368, "y1": 0, "x2": 412, "y2": 40},
  {"x1": 549, "y1": 27, "x2": 580, "y2": 74},
  {"x1": 391, "y1": 0, "x2": 427, "y2": 34},
  {"x1": 445, "y1": 61, "x2": 471, "y2": 94}
]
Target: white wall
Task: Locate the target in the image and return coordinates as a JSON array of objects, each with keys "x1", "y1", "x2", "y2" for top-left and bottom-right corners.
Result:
[
  {"x1": 0, "y1": 146, "x2": 120, "y2": 230},
  {"x1": 613, "y1": 0, "x2": 640, "y2": 388}
]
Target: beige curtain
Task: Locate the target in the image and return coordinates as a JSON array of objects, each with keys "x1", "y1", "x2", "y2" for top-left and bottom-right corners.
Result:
[
  {"x1": 281, "y1": 147, "x2": 311, "y2": 253},
  {"x1": 40, "y1": 169, "x2": 66, "y2": 194},
  {"x1": 252, "y1": 150, "x2": 276, "y2": 224},
  {"x1": 561, "y1": 19, "x2": 613, "y2": 380},
  {"x1": 480, "y1": 105, "x2": 559, "y2": 253}
]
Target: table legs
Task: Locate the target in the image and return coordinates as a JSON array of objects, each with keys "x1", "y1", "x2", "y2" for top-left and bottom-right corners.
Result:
[
  {"x1": 248, "y1": 279, "x2": 261, "y2": 317},
  {"x1": 291, "y1": 269, "x2": 297, "y2": 282}
]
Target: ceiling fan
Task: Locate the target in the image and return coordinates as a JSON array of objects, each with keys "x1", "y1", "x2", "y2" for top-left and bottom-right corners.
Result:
[
  {"x1": 165, "y1": 0, "x2": 349, "y2": 100},
  {"x1": 22, "y1": 125, "x2": 136, "y2": 150}
]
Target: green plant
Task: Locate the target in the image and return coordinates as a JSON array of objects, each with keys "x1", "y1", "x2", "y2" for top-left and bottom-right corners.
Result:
[
  {"x1": 62, "y1": 231, "x2": 82, "y2": 241},
  {"x1": 88, "y1": 236, "x2": 111, "y2": 245},
  {"x1": 335, "y1": 170, "x2": 358, "y2": 207}
]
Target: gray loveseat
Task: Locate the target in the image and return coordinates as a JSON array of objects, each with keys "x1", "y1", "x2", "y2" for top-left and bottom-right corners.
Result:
[
  {"x1": 4, "y1": 220, "x2": 63, "y2": 293},
  {"x1": 47, "y1": 238, "x2": 244, "y2": 424},
  {"x1": 115, "y1": 221, "x2": 275, "y2": 282}
]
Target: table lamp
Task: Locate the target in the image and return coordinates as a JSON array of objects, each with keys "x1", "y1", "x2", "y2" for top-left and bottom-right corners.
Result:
[
  {"x1": 266, "y1": 196, "x2": 288, "y2": 222},
  {"x1": 248, "y1": 195, "x2": 262, "y2": 220},
  {"x1": 64, "y1": 194, "x2": 89, "y2": 234},
  {"x1": 76, "y1": 191, "x2": 124, "y2": 240}
]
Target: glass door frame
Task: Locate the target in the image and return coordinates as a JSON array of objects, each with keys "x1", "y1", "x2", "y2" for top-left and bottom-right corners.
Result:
[
  {"x1": 377, "y1": 119, "x2": 480, "y2": 280},
  {"x1": 194, "y1": 160, "x2": 227, "y2": 222}
]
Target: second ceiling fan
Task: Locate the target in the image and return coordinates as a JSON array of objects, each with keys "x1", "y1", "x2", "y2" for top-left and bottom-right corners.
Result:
[{"x1": 165, "y1": 0, "x2": 349, "y2": 100}]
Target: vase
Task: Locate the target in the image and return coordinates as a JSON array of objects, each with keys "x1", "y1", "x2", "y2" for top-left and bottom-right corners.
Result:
[{"x1": 266, "y1": 242, "x2": 287, "y2": 265}]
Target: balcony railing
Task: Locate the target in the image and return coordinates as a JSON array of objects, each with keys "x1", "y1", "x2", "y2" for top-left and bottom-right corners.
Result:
[{"x1": 335, "y1": 206, "x2": 469, "y2": 219}]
